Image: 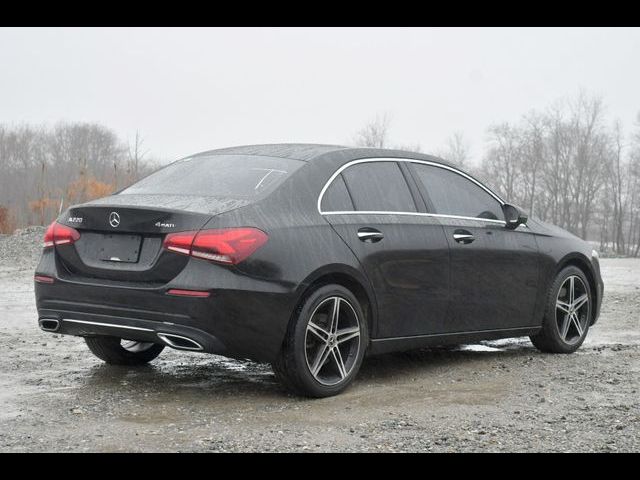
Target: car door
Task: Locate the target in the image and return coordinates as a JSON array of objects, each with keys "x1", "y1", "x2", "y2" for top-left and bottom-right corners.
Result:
[
  {"x1": 320, "y1": 160, "x2": 450, "y2": 338},
  {"x1": 408, "y1": 162, "x2": 539, "y2": 333}
]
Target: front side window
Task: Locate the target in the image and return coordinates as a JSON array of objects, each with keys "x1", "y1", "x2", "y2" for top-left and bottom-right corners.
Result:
[
  {"x1": 121, "y1": 154, "x2": 304, "y2": 199},
  {"x1": 341, "y1": 161, "x2": 417, "y2": 212},
  {"x1": 411, "y1": 164, "x2": 504, "y2": 221}
]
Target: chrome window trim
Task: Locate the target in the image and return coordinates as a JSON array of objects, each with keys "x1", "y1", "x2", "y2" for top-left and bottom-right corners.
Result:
[
  {"x1": 321, "y1": 210, "x2": 507, "y2": 225},
  {"x1": 317, "y1": 158, "x2": 505, "y2": 221}
]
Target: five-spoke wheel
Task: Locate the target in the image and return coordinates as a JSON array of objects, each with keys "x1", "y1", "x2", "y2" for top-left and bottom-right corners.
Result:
[
  {"x1": 273, "y1": 284, "x2": 368, "y2": 397},
  {"x1": 304, "y1": 296, "x2": 361, "y2": 386},
  {"x1": 530, "y1": 266, "x2": 592, "y2": 353},
  {"x1": 555, "y1": 275, "x2": 590, "y2": 345}
]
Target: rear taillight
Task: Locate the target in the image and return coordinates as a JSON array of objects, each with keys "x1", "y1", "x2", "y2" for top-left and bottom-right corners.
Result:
[
  {"x1": 163, "y1": 227, "x2": 268, "y2": 265},
  {"x1": 34, "y1": 275, "x2": 55, "y2": 284},
  {"x1": 43, "y1": 222, "x2": 80, "y2": 248}
]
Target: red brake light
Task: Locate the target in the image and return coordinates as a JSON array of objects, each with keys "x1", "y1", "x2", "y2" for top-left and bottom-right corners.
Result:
[
  {"x1": 163, "y1": 228, "x2": 268, "y2": 265},
  {"x1": 34, "y1": 275, "x2": 55, "y2": 284},
  {"x1": 166, "y1": 289, "x2": 211, "y2": 298},
  {"x1": 162, "y1": 231, "x2": 197, "y2": 256},
  {"x1": 43, "y1": 222, "x2": 80, "y2": 248}
]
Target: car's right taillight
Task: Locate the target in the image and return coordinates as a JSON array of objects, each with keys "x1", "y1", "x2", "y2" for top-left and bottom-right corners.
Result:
[
  {"x1": 163, "y1": 227, "x2": 268, "y2": 265},
  {"x1": 43, "y1": 221, "x2": 81, "y2": 248}
]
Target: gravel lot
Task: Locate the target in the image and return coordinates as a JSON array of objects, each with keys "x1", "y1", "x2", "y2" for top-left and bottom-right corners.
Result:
[{"x1": 0, "y1": 228, "x2": 638, "y2": 452}]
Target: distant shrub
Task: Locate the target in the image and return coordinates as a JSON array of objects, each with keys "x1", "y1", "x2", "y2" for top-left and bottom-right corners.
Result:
[{"x1": 0, "y1": 205, "x2": 16, "y2": 234}]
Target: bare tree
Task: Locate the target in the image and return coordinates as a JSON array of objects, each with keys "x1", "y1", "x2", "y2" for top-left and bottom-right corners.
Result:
[
  {"x1": 481, "y1": 122, "x2": 522, "y2": 203},
  {"x1": 128, "y1": 130, "x2": 149, "y2": 182},
  {"x1": 628, "y1": 113, "x2": 640, "y2": 255},
  {"x1": 438, "y1": 131, "x2": 471, "y2": 168},
  {"x1": 603, "y1": 120, "x2": 627, "y2": 253},
  {"x1": 353, "y1": 113, "x2": 391, "y2": 148}
]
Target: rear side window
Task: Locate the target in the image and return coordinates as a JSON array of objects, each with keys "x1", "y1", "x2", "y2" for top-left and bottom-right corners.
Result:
[
  {"x1": 321, "y1": 174, "x2": 354, "y2": 212},
  {"x1": 121, "y1": 154, "x2": 304, "y2": 199},
  {"x1": 341, "y1": 162, "x2": 417, "y2": 212},
  {"x1": 411, "y1": 164, "x2": 504, "y2": 220}
]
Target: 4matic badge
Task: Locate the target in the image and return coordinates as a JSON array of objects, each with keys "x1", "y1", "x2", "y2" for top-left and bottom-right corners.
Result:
[{"x1": 155, "y1": 221, "x2": 175, "y2": 228}]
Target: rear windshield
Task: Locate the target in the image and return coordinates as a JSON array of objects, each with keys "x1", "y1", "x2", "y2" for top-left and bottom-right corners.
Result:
[{"x1": 121, "y1": 154, "x2": 304, "y2": 198}]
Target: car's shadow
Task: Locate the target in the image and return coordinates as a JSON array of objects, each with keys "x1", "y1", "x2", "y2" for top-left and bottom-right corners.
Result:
[{"x1": 77, "y1": 340, "x2": 539, "y2": 400}]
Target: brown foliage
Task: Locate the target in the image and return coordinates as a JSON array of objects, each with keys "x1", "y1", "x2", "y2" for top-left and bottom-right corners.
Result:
[
  {"x1": 66, "y1": 175, "x2": 116, "y2": 204},
  {"x1": 0, "y1": 205, "x2": 16, "y2": 234},
  {"x1": 28, "y1": 197, "x2": 60, "y2": 227}
]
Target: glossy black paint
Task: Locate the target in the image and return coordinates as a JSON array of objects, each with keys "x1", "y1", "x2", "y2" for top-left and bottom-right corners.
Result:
[{"x1": 35, "y1": 144, "x2": 604, "y2": 363}]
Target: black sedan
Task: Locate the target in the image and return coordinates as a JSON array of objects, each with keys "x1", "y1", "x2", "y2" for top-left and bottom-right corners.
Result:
[{"x1": 34, "y1": 144, "x2": 604, "y2": 397}]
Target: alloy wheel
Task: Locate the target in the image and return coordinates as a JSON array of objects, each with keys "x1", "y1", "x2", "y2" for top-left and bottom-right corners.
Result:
[
  {"x1": 555, "y1": 275, "x2": 590, "y2": 344},
  {"x1": 304, "y1": 296, "x2": 361, "y2": 386}
]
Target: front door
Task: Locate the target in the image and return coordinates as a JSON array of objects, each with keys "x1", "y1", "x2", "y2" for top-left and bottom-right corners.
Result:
[{"x1": 408, "y1": 162, "x2": 539, "y2": 333}]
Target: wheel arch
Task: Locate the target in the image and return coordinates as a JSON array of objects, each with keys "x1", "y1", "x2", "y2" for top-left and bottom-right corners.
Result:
[{"x1": 293, "y1": 264, "x2": 378, "y2": 336}]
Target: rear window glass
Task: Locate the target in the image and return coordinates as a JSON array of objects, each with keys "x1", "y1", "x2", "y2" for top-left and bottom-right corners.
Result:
[{"x1": 121, "y1": 154, "x2": 304, "y2": 198}]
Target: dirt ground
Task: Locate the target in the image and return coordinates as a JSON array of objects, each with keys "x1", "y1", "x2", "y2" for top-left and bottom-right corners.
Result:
[{"x1": 0, "y1": 236, "x2": 638, "y2": 451}]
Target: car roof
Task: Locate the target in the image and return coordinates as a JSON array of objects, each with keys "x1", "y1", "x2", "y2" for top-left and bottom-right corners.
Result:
[
  {"x1": 192, "y1": 143, "x2": 349, "y2": 162},
  {"x1": 191, "y1": 143, "x2": 455, "y2": 168}
]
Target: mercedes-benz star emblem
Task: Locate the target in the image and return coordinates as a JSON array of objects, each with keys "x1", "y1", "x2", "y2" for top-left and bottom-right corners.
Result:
[{"x1": 109, "y1": 211, "x2": 121, "y2": 228}]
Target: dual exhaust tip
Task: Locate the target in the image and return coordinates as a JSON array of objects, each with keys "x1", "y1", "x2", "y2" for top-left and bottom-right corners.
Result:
[
  {"x1": 157, "y1": 333, "x2": 203, "y2": 351},
  {"x1": 38, "y1": 319, "x2": 203, "y2": 351},
  {"x1": 39, "y1": 318, "x2": 60, "y2": 332}
]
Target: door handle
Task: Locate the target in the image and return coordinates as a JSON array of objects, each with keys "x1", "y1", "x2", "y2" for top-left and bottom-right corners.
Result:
[
  {"x1": 357, "y1": 228, "x2": 384, "y2": 243},
  {"x1": 453, "y1": 230, "x2": 475, "y2": 244}
]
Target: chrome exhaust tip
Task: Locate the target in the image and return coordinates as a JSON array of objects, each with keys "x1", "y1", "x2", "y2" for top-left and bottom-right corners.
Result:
[
  {"x1": 157, "y1": 333, "x2": 204, "y2": 351},
  {"x1": 39, "y1": 318, "x2": 60, "y2": 332}
]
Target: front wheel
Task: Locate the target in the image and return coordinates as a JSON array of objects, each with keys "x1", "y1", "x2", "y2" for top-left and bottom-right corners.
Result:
[
  {"x1": 85, "y1": 336, "x2": 165, "y2": 365},
  {"x1": 530, "y1": 266, "x2": 592, "y2": 353},
  {"x1": 272, "y1": 284, "x2": 368, "y2": 398}
]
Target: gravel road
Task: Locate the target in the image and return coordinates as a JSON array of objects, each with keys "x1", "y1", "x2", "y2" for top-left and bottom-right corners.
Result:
[{"x1": 0, "y1": 229, "x2": 638, "y2": 452}]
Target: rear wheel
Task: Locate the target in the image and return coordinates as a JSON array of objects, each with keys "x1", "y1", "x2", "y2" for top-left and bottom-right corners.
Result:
[
  {"x1": 85, "y1": 336, "x2": 165, "y2": 365},
  {"x1": 530, "y1": 266, "x2": 592, "y2": 353},
  {"x1": 273, "y1": 284, "x2": 368, "y2": 397}
]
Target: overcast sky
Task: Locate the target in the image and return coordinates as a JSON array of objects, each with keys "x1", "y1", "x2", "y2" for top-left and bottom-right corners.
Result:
[{"x1": 1, "y1": 27, "x2": 639, "y2": 165}]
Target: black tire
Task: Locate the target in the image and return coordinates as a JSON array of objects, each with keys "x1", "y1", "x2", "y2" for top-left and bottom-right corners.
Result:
[
  {"x1": 530, "y1": 266, "x2": 592, "y2": 353},
  {"x1": 272, "y1": 284, "x2": 368, "y2": 398},
  {"x1": 84, "y1": 336, "x2": 165, "y2": 365}
]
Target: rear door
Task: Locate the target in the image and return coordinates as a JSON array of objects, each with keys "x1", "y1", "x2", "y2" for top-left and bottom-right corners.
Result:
[
  {"x1": 408, "y1": 162, "x2": 539, "y2": 332},
  {"x1": 321, "y1": 160, "x2": 450, "y2": 338}
]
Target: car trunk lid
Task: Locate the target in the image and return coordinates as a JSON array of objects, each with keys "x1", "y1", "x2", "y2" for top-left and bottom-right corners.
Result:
[{"x1": 54, "y1": 195, "x2": 244, "y2": 283}]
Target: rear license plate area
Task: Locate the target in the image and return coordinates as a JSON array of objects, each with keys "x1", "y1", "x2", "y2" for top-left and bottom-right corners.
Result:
[{"x1": 98, "y1": 234, "x2": 142, "y2": 263}]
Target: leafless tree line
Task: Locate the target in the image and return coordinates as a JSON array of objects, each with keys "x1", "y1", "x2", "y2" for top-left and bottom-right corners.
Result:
[
  {"x1": 2, "y1": 95, "x2": 639, "y2": 257},
  {"x1": 354, "y1": 94, "x2": 640, "y2": 256},
  {"x1": 0, "y1": 122, "x2": 157, "y2": 232},
  {"x1": 476, "y1": 94, "x2": 640, "y2": 256}
]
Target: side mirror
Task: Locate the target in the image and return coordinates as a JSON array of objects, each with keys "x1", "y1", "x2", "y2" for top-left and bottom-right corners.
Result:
[{"x1": 502, "y1": 203, "x2": 528, "y2": 230}]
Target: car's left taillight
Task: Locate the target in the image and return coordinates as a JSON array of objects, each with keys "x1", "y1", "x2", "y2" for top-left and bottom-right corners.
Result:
[
  {"x1": 43, "y1": 221, "x2": 81, "y2": 248},
  {"x1": 163, "y1": 227, "x2": 268, "y2": 265}
]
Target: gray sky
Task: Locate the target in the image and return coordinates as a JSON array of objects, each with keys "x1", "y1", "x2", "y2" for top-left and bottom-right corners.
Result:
[{"x1": 1, "y1": 27, "x2": 639, "y2": 164}]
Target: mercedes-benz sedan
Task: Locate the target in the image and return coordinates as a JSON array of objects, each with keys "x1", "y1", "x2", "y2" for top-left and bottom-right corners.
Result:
[{"x1": 35, "y1": 144, "x2": 604, "y2": 397}]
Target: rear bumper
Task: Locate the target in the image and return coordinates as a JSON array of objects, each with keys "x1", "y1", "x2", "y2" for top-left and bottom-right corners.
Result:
[
  {"x1": 37, "y1": 313, "x2": 227, "y2": 353},
  {"x1": 35, "y1": 251, "x2": 298, "y2": 362}
]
